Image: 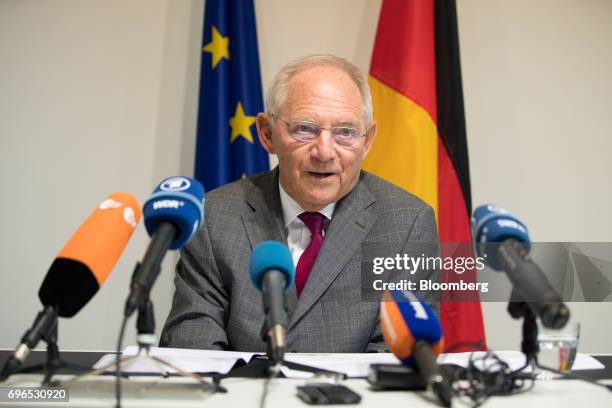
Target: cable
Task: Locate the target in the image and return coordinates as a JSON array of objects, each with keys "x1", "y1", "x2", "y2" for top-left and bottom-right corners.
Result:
[
  {"x1": 440, "y1": 341, "x2": 611, "y2": 407},
  {"x1": 115, "y1": 315, "x2": 128, "y2": 408},
  {"x1": 438, "y1": 342, "x2": 535, "y2": 407},
  {"x1": 259, "y1": 362, "x2": 281, "y2": 408},
  {"x1": 259, "y1": 377, "x2": 272, "y2": 408}
]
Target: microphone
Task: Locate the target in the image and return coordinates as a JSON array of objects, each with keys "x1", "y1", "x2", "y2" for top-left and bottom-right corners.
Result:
[
  {"x1": 250, "y1": 241, "x2": 295, "y2": 364},
  {"x1": 1, "y1": 193, "x2": 141, "y2": 380},
  {"x1": 124, "y1": 176, "x2": 204, "y2": 317},
  {"x1": 380, "y1": 290, "x2": 451, "y2": 407},
  {"x1": 471, "y1": 204, "x2": 570, "y2": 329}
]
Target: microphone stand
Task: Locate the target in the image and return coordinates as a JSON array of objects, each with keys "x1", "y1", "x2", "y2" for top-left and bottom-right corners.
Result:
[
  {"x1": 1, "y1": 306, "x2": 88, "y2": 385},
  {"x1": 507, "y1": 290, "x2": 539, "y2": 365},
  {"x1": 89, "y1": 299, "x2": 218, "y2": 389},
  {"x1": 64, "y1": 264, "x2": 223, "y2": 393}
]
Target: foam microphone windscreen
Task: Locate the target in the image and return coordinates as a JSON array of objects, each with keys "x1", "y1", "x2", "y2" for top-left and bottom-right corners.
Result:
[
  {"x1": 38, "y1": 192, "x2": 141, "y2": 317},
  {"x1": 471, "y1": 204, "x2": 530, "y2": 271},
  {"x1": 250, "y1": 241, "x2": 295, "y2": 291},
  {"x1": 380, "y1": 290, "x2": 444, "y2": 365},
  {"x1": 142, "y1": 176, "x2": 204, "y2": 250}
]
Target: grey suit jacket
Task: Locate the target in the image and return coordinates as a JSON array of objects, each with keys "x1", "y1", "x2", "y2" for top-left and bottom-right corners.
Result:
[{"x1": 160, "y1": 169, "x2": 439, "y2": 353}]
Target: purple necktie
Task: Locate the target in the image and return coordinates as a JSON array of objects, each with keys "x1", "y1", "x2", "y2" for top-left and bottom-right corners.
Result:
[{"x1": 295, "y1": 212, "x2": 325, "y2": 297}]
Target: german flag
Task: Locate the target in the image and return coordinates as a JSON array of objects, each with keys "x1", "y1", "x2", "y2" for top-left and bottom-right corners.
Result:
[{"x1": 364, "y1": 0, "x2": 486, "y2": 351}]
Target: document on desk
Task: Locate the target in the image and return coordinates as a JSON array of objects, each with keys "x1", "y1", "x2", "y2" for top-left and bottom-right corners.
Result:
[
  {"x1": 93, "y1": 348, "x2": 604, "y2": 377},
  {"x1": 281, "y1": 351, "x2": 605, "y2": 378},
  {"x1": 282, "y1": 353, "x2": 401, "y2": 378},
  {"x1": 437, "y1": 351, "x2": 605, "y2": 372},
  {"x1": 93, "y1": 348, "x2": 401, "y2": 378},
  {"x1": 93, "y1": 346, "x2": 256, "y2": 374}
]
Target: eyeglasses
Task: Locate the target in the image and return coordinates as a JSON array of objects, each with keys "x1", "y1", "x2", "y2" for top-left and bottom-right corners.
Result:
[{"x1": 271, "y1": 115, "x2": 366, "y2": 147}]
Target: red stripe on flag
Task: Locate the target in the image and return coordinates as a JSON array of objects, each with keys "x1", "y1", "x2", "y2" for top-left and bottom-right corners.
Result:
[{"x1": 370, "y1": 0, "x2": 437, "y2": 123}]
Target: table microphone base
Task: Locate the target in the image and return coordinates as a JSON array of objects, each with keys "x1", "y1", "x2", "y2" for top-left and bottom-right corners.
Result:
[
  {"x1": 62, "y1": 344, "x2": 225, "y2": 393},
  {"x1": 5, "y1": 318, "x2": 89, "y2": 385},
  {"x1": 63, "y1": 299, "x2": 224, "y2": 393}
]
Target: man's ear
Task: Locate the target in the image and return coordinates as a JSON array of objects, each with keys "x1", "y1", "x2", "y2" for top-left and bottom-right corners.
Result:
[
  {"x1": 362, "y1": 121, "x2": 377, "y2": 159},
  {"x1": 256, "y1": 113, "x2": 275, "y2": 154}
]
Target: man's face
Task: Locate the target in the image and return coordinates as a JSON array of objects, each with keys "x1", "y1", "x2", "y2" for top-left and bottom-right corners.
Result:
[{"x1": 257, "y1": 65, "x2": 376, "y2": 211}]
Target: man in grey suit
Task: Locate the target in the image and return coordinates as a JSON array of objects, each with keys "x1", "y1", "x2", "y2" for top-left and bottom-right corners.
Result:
[{"x1": 160, "y1": 55, "x2": 439, "y2": 353}]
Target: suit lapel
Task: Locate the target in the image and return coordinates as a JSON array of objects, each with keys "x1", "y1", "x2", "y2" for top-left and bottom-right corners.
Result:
[
  {"x1": 241, "y1": 169, "x2": 299, "y2": 319},
  {"x1": 288, "y1": 177, "x2": 377, "y2": 330}
]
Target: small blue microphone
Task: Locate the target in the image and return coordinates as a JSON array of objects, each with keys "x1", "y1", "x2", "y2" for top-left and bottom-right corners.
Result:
[
  {"x1": 250, "y1": 240, "x2": 295, "y2": 291},
  {"x1": 143, "y1": 176, "x2": 205, "y2": 250},
  {"x1": 249, "y1": 241, "x2": 295, "y2": 363}
]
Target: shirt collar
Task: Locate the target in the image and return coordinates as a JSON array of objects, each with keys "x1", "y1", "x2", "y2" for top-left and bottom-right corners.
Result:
[{"x1": 279, "y1": 181, "x2": 335, "y2": 227}]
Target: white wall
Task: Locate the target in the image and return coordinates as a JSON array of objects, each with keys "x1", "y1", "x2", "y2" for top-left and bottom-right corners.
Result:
[
  {"x1": 0, "y1": 0, "x2": 610, "y2": 354},
  {"x1": 0, "y1": 0, "x2": 201, "y2": 351},
  {"x1": 459, "y1": 0, "x2": 612, "y2": 352}
]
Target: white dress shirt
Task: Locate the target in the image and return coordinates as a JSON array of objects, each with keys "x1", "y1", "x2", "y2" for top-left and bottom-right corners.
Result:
[{"x1": 278, "y1": 182, "x2": 335, "y2": 267}]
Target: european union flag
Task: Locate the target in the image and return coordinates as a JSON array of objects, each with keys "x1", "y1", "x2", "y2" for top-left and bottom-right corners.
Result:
[{"x1": 194, "y1": 0, "x2": 269, "y2": 191}]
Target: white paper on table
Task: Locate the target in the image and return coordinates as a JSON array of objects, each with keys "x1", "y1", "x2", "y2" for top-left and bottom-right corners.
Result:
[
  {"x1": 282, "y1": 353, "x2": 401, "y2": 378},
  {"x1": 569, "y1": 353, "x2": 606, "y2": 370},
  {"x1": 437, "y1": 351, "x2": 604, "y2": 372},
  {"x1": 92, "y1": 348, "x2": 604, "y2": 377},
  {"x1": 279, "y1": 366, "x2": 316, "y2": 379},
  {"x1": 92, "y1": 346, "x2": 256, "y2": 374}
]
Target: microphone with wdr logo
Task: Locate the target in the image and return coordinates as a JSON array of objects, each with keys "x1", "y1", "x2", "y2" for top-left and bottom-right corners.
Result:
[
  {"x1": 250, "y1": 241, "x2": 295, "y2": 364},
  {"x1": 0, "y1": 193, "x2": 141, "y2": 380},
  {"x1": 471, "y1": 204, "x2": 569, "y2": 329},
  {"x1": 379, "y1": 290, "x2": 451, "y2": 407},
  {"x1": 124, "y1": 176, "x2": 204, "y2": 317}
]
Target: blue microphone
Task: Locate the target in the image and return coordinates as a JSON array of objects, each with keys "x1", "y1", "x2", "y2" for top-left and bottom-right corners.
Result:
[
  {"x1": 380, "y1": 291, "x2": 450, "y2": 407},
  {"x1": 125, "y1": 176, "x2": 205, "y2": 317},
  {"x1": 472, "y1": 204, "x2": 530, "y2": 271},
  {"x1": 250, "y1": 241, "x2": 295, "y2": 364},
  {"x1": 472, "y1": 204, "x2": 569, "y2": 329}
]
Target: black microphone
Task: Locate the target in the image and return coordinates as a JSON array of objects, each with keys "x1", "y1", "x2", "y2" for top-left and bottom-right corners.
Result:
[
  {"x1": 472, "y1": 204, "x2": 570, "y2": 329},
  {"x1": 249, "y1": 241, "x2": 295, "y2": 364},
  {"x1": 124, "y1": 177, "x2": 205, "y2": 317}
]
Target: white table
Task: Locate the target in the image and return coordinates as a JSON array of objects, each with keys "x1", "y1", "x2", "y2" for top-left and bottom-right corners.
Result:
[{"x1": 1, "y1": 374, "x2": 611, "y2": 407}]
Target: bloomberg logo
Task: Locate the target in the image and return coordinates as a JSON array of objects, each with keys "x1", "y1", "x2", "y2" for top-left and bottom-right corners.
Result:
[
  {"x1": 153, "y1": 199, "x2": 184, "y2": 210},
  {"x1": 160, "y1": 177, "x2": 191, "y2": 192}
]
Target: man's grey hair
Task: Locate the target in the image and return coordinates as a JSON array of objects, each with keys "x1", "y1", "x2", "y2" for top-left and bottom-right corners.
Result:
[{"x1": 265, "y1": 54, "x2": 373, "y2": 127}]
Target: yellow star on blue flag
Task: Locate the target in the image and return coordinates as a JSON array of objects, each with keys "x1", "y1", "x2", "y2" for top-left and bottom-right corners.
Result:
[
  {"x1": 202, "y1": 26, "x2": 229, "y2": 68},
  {"x1": 229, "y1": 102, "x2": 256, "y2": 143},
  {"x1": 194, "y1": 0, "x2": 269, "y2": 190}
]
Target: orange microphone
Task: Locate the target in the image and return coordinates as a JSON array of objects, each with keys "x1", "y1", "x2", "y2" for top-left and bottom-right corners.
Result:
[
  {"x1": 1, "y1": 193, "x2": 141, "y2": 380},
  {"x1": 39, "y1": 192, "x2": 141, "y2": 317}
]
